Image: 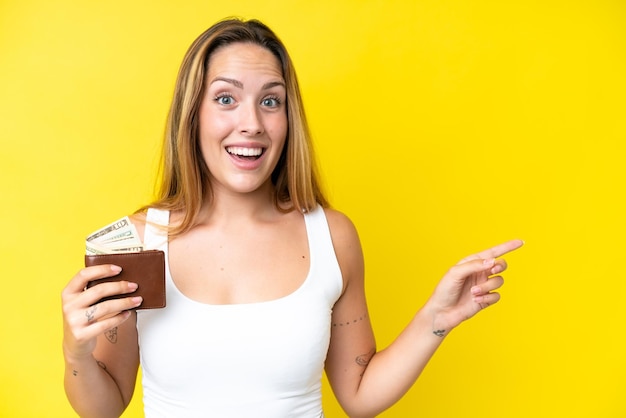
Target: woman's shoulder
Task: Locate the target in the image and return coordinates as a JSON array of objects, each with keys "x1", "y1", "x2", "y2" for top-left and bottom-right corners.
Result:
[{"x1": 322, "y1": 207, "x2": 359, "y2": 239}]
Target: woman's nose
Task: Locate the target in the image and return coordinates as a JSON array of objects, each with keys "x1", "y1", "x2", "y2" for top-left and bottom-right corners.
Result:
[{"x1": 239, "y1": 103, "x2": 264, "y2": 136}]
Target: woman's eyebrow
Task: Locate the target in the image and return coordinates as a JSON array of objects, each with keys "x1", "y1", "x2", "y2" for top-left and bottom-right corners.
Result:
[
  {"x1": 262, "y1": 81, "x2": 286, "y2": 90},
  {"x1": 210, "y1": 77, "x2": 243, "y2": 88},
  {"x1": 209, "y1": 77, "x2": 285, "y2": 90}
]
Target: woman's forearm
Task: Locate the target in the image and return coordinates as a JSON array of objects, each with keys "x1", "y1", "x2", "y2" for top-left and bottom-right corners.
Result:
[
  {"x1": 344, "y1": 305, "x2": 447, "y2": 418},
  {"x1": 63, "y1": 349, "x2": 127, "y2": 418}
]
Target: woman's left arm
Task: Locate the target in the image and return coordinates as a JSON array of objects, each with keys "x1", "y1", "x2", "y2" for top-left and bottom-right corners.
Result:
[{"x1": 324, "y1": 209, "x2": 523, "y2": 418}]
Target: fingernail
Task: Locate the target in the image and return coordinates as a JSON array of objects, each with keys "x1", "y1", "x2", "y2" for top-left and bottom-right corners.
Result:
[
  {"x1": 471, "y1": 286, "x2": 481, "y2": 295},
  {"x1": 483, "y1": 258, "x2": 495, "y2": 267},
  {"x1": 132, "y1": 296, "x2": 143, "y2": 305},
  {"x1": 111, "y1": 265, "x2": 122, "y2": 273},
  {"x1": 128, "y1": 282, "x2": 138, "y2": 291}
]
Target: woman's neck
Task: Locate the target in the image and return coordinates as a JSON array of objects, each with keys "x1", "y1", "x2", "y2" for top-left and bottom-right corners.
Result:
[{"x1": 199, "y1": 181, "x2": 283, "y2": 225}]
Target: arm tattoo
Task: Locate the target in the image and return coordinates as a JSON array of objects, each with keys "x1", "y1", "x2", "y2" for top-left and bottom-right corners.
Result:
[
  {"x1": 432, "y1": 316, "x2": 446, "y2": 337},
  {"x1": 332, "y1": 313, "x2": 368, "y2": 328},
  {"x1": 72, "y1": 361, "x2": 107, "y2": 376},
  {"x1": 105, "y1": 327, "x2": 118, "y2": 344},
  {"x1": 355, "y1": 348, "x2": 375, "y2": 367}
]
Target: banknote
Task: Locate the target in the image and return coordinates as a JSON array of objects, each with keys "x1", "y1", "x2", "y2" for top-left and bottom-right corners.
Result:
[{"x1": 86, "y1": 216, "x2": 144, "y2": 255}]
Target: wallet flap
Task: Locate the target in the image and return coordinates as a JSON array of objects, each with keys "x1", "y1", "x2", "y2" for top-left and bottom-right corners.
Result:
[{"x1": 84, "y1": 250, "x2": 166, "y2": 309}]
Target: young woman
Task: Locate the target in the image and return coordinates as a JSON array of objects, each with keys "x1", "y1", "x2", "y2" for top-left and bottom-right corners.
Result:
[{"x1": 62, "y1": 18, "x2": 523, "y2": 418}]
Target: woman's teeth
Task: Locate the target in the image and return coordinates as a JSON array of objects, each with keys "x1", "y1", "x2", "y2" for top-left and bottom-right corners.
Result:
[{"x1": 226, "y1": 147, "x2": 263, "y2": 157}]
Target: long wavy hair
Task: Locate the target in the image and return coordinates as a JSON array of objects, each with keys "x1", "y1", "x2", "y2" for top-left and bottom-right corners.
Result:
[{"x1": 142, "y1": 18, "x2": 328, "y2": 236}]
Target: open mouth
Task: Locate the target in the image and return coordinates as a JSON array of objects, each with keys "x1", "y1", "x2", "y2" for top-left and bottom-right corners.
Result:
[{"x1": 226, "y1": 146, "x2": 264, "y2": 161}]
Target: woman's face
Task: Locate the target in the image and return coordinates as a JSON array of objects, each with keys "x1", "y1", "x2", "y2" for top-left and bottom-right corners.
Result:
[{"x1": 198, "y1": 42, "x2": 288, "y2": 197}]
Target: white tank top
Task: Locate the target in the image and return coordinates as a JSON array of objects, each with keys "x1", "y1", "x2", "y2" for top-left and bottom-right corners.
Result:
[{"x1": 136, "y1": 206, "x2": 343, "y2": 417}]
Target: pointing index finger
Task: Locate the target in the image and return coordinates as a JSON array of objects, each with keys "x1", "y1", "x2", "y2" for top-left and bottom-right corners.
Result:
[{"x1": 459, "y1": 239, "x2": 524, "y2": 264}]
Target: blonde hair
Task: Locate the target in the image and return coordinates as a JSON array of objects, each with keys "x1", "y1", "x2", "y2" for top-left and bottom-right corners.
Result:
[{"x1": 143, "y1": 18, "x2": 328, "y2": 236}]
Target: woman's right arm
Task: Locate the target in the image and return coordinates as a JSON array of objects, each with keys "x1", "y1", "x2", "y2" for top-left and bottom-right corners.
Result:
[{"x1": 62, "y1": 264, "x2": 142, "y2": 418}]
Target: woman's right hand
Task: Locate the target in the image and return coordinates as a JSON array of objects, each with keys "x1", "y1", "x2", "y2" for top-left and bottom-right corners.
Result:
[{"x1": 61, "y1": 264, "x2": 142, "y2": 360}]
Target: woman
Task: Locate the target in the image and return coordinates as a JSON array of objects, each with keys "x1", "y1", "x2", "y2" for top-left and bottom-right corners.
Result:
[{"x1": 62, "y1": 18, "x2": 523, "y2": 418}]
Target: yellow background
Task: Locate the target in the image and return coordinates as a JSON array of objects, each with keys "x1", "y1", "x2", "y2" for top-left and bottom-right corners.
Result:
[{"x1": 1, "y1": 0, "x2": 624, "y2": 416}]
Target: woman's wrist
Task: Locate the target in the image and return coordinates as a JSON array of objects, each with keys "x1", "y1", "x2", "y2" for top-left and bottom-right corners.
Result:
[
  {"x1": 63, "y1": 341, "x2": 96, "y2": 365},
  {"x1": 421, "y1": 300, "x2": 460, "y2": 339}
]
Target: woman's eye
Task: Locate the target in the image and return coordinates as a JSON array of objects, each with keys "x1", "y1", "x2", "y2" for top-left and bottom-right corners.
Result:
[
  {"x1": 262, "y1": 97, "x2": 281, "y2": 107},
  {"x1": 215, "y1": 95, "x2": 234, "y2": 105}
]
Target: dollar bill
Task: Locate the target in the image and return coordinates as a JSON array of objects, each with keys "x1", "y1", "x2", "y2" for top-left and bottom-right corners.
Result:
[
  {"x1": 86, "y1": 216, "x2": 144, "y2": 255},
  {"x1": 86, "y1": 217, "x2": 131, "y2": 243}
]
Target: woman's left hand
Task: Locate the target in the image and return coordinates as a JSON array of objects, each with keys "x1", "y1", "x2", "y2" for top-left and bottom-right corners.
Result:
[{"x1": 427, "y1": 239, "x2": 524, "y2": 335}]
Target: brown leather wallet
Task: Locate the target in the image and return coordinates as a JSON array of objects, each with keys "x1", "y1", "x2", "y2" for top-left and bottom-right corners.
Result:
[{"x1": 84, "y1": 250, "x2": 166, "y2": 309}]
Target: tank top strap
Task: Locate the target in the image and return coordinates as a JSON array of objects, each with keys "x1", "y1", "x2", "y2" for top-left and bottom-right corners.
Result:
[
  {"x1": 303, "y1": 206, "x2": 343, "y2": 300},
  {"x1": 144, "y1": 208, "x2": 170, "y2": 251}
]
